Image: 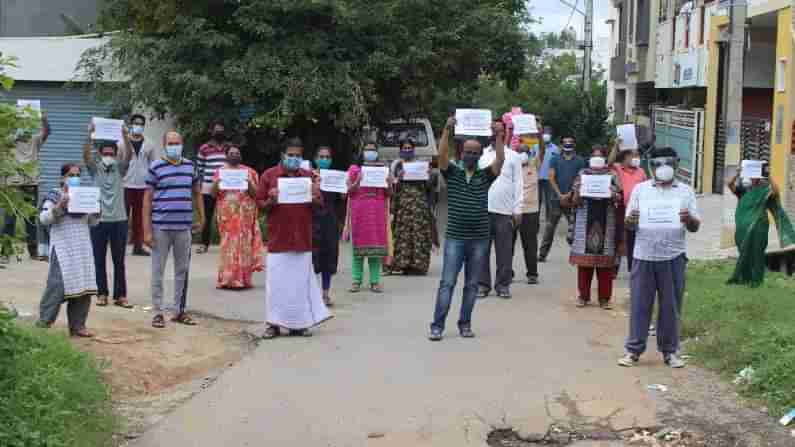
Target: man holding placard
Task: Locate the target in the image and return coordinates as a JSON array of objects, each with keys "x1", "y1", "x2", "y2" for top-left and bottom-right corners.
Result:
[
  {"x1": 84, "y1": 122, "x2": 134, "y2": 309},
  {"x1": 429, "y1": 116, "x2": 505, "y2": 341},
  {"x1": 256, "y1": 138, "x2": 329, "y2": 339},
  {"x1": 619, "y1": 147, "x2": 700, "y2": 369}
]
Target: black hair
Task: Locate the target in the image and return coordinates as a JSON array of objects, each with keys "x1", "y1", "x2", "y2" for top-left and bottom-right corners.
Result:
[
  {"x1": 61, "y1": 163, "x2": 78, "y2": 177},
  {"x1": 316, "y1": 145, "x2": 333, "y2": 156},
  {"x1": 97, "y1": 140, "x2": 119, "y2": 154},
  {"x1": 616, "y1": 149, "x2": 634, "y2": 163},
  {"x1": 591, "y1": 145, "x2": 608, "y2": 157},
  {"x1": 399, "y1": 138, "x2": 416, "y2": 149},
  {"x1": 209, "y1": 120, "x2": 226, "y2": 131},
  {"x1": 363, "y1": 140, "x2": 377, "y2": 149},
  {"x1": 223, "y1": 143, "x2": 241, "y2": 155},
  {"x1": 130, "y1": 114, "x2": 146, "y2": 125},
  {"x1": 649, "y1": 146, "x2": 678, "y2": 159},
  {"x1": 283, "y1": 137, "x2": 305, "y2": 153}
]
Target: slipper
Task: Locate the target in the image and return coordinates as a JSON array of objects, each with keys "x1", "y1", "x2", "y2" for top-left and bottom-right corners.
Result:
[
  {"x1": 196, "y1": 246, "x2": 209, "y2": 254},
  {"x1": 96, "y1": 296, "x2": 109, "y2": 307},
  {"x1": 370, "y1": 284, "x2": 383, "y2": 294},
  {"x1": 171, "y1": 313, "x2": 198, "y2": 326},
  {"x1": 70, "y1": 328, "x2": 95, "y2": 338},
  {"x1": 152, "y1": 314, "x2": 165, "y2": 328},
  {"x1": 261, "y1": 325, "x2": 280, "y2": 339},
  {"x1": 349, "y1": 283, "x2": 362, "y2": 293},
  {"x1": 114, "y1": 298, "x2": 134, "y2": 309}
]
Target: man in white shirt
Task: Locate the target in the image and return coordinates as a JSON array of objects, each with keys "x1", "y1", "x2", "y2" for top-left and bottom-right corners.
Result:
[
  {"x1": 477, "y1": 137, "x2": 524, "y2": 299},
  {"x1": 124, "y1": 114, "x2": 159, "y2": 256},
  {"x1": 619, "y1": 147, "x2": 700, "y2": 369}
]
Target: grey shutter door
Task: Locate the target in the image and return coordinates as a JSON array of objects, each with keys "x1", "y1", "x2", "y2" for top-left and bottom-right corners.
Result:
[{"x1": 1, "y1": 81, "x2": 112, "y2": 203}]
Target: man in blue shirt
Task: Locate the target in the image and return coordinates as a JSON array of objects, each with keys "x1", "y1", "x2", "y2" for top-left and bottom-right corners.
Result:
[
  {"x1": 536, "y1": 126, "x2": 558, "y2": 216},
  {"x1": 539, "y1": 136, "x2": 585, "y2": 262}
]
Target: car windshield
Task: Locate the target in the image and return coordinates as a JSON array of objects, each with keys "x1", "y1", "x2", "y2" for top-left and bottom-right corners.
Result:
[{"x1": 378, "y1": 124, "x2": 429, "y2": 147}]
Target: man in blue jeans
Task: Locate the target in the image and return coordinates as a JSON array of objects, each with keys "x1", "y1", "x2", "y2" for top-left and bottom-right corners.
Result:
[{"x1": 429, "y1": 116, "x2": 505, "y2": 341}]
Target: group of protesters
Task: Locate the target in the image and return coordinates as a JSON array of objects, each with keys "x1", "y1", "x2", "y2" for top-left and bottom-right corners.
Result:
[{"x1": 7, "y1": 106, "x2": 716, "y2": 368}]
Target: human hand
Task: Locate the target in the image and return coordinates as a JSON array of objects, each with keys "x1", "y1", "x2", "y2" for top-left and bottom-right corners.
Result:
[
  {"x1": 445, "y1": 116, "x2": 456, "y2": 130},
  {"x1": 493, "y1": 121, "x2": 505, "y2": 137},
  {"x1": 192, "y1": 221, "x2": 204, "y2": 235},
  {"x1": 88, "y1": 122, "x2": 95, "y2": 138},
  {"x1": 56, "y1": 193, "x2": 69, "y2": 210},
  {"x1": 143, "y1": 230, "x2": 153, "y2": 248},
  {"x1": 679, "y1": 209, "x2": 690, "y2": 224},
  {"x1": 628, "y1": 209, "x2": 640, "y2": 225},
  {"x1": 268, "y1": 188, "x2": 279, "y2": 199}
]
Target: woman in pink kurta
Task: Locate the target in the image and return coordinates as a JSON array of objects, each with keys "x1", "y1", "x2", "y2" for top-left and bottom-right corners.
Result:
[
  {"x1": 211, "y1": 146, "x2": 264, "y2": 289},
  {"x1": 344, "y1": 143, "x2": 391, "y2": 293}
]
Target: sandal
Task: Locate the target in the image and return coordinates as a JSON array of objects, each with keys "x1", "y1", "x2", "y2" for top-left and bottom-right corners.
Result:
[
  {"x1": 196, "y1": 245, "x2": 209, "y2": 254},
  {"x1": 349, "y1": 283, "x2": 362, "y2": 293},
  {"x1": 70, "y1": 327, "x2": 95, "y2": 338},
  {"x1": 152, "y1": 314, "x2": 165, "y2": 328},
  {"x1": 289, "y1": 329, "x2": 313, "y2": 337},
  {"x1": 96, "y1": 295, "x2": 109, "y2": 307},
  {"x1": 171, "y1": 313, "x2": 198, "y2": 326},
  {"x1": 599, "y1": 300, "x2": 613, "y2": 310},
  {"x1": 114, "y1": 298, "x2": 134, "y2": 309},
  {"x1": 261, "y1": 325, "x2": 280, "y2": 339},
  {"x1": 370, "y1": 284, "x2": 383, "y2": 294}
]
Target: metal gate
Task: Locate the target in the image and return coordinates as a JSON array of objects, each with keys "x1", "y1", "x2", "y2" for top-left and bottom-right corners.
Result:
[
  {"x1": 713, "y1": 117, "x2": 771, "y2": 193},
  {"x1": 652, "y1": 106, "x2": 705, "y2": 193}
]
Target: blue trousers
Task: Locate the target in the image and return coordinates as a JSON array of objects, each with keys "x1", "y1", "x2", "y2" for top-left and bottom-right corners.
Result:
[
  {"x1": 431, "y1": 238, "x2": 489, "y2": 332},
  {"x1": 625, "y1": 255, "x2": 687, "y2": 356}
]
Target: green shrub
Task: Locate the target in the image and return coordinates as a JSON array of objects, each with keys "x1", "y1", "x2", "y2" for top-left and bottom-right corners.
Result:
[
  {"x1": 683, "y1": 260, "x2": 795, "y2": 416},
  {"x1": 0, "y1": 307, "x2": 117, "y2": 447}
]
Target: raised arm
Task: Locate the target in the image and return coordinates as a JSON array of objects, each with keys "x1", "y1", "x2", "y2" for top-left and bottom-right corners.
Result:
[
  {"x1": 438, "y1": 116, "x2": 455, "y2": 172},
  {"x1": 727, "y1": 166, "x2": 741, "y2": 195},
  {"x1": 40, "y1": 112, "x2": 50, "y2": 145},
  {"x1": 83, "y1": 123, "x2": 96, "y2": 170},
  {"x1": 490, "y1": 120, "x2": 506, "y2": 177}
]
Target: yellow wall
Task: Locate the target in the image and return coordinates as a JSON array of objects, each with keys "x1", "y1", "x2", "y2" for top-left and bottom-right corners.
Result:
[
  {"x1": 770, "y1": 7, "x2": 792, "y2": 199},
  {"x1": 702, "y1": 15, "x2": 729, "y2": 194}
]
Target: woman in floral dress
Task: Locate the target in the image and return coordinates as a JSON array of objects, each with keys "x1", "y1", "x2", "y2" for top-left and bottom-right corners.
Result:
[{"x1": 212, "y1": 145, "x2": 264, "y2": 289}]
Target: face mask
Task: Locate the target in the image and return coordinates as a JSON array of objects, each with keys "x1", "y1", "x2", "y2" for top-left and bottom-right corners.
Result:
[
  {"x1": 543, "y1": 134, "x2": 551, "y2": 143},
  {"x1": 741, "y1": 177, "x2": 753, "y2": 188},
  {"x1": 101, "y1": 156, "x2": 115, "y2": 166},
  {"x1": 562, "y1": 143, "x2": 575, "y2": 152},
  {"x1": 655, "y1": 165, "x2": 675, "y2": 182},
  {"x1": 399, "y1": 150, "x2": 414, "y2": 160},
  {"x1": 284, "y1": 156, "x2": 302, "y2": 171},
  {"x1": 364, "y1": 150, "x2": 378, "y2": 162},
  {"x1": 131, "y1": 125, "x2": 144, "y2": 136},
  {"x1": 316, "y1": 159, "x2": 332, "y2": 170},
  {"x1": 228, "y1": 156, "x2": 242, "y2": 166},
  {"x1": 589, "y1": 156, "x2": 606, "y2": 169},
  {"x1": 165, "y1": 144, "x2": 183, "y2": 160},
  {"x1": 66, "y1": 177, "x2": 81, "y2": 188},
  {"x1": 516, "y1": 152, "x2": 529, "y2": 165},
  {"x1": 462, "y1": 152, "x2": 479, "y2": 169},
  {"x1": 630, "y1": 157, "x2": 641, "y2": 168}
]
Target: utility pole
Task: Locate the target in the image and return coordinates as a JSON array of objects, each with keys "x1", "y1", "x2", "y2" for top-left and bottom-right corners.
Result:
[
  {"x1": 583, "y1": 0, "x2": 593, "y2": 92},
  {"x1": 720, "y1": 0, "x2": 746, "y2": 248}
]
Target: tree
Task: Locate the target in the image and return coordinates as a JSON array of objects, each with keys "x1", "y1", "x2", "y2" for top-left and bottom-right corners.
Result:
[
  {"x1": 0, "y1": 56, "x2": 40, "y2": 257},
  {"x1": 79, "y1": 0, "x2": 531, "y2": 164}
]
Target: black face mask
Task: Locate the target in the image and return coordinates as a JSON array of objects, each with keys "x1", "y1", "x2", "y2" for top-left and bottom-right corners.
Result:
[
  {"x1": 228, "y1": 156, "x2": 241, "y2": 166},
  {"x1": 213, "y1": 132, "x2": 225, "y2": 141},
  {"x1": 462, "y1": 152, "x2": 479, "y2": 169}
]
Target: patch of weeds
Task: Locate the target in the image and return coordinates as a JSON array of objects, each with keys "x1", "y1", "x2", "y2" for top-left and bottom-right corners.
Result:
[
  {"x1": 0, "y1": 306, "x2": 118, "y2": 447},
  {"x1": 683, "y1": 260, "x2": 795, "y2": 417}
]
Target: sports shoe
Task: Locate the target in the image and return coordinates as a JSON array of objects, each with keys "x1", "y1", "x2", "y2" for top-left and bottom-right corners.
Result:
[
  {"x1": 428, "y1": 328, "x2": 443, "y2": 341},
  {"x1": 617, "y1": 353, "x2": 639, "y2": 367},
  {"x1": 476, "y1": 287, "x2": 490, "y2": 299},
  {"x1": 664, "y1": 354, "x2": 686, "y2": 368},
  {"x1": 527, "y1": 276, "x2": 539, "y2": 285},
  {"x1": 497, "y1": 290, "x2": 512, "y2": 299},
  {"x1": 459, "y1": 327, "x2": 476, "y2": 338}
]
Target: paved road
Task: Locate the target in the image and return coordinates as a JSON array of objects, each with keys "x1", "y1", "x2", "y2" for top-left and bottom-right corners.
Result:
[{"x1": 129, "y1": 233, "x2": 682, "y2": 447}]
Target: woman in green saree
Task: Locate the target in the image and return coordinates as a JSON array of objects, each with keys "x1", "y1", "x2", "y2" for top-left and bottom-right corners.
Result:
[{"x1": 727, "y1": 170, "x2": 795, "y2": 287}]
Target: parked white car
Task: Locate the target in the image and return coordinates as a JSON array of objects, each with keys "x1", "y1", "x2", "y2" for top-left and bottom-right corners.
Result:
[{"x1": 361, "y1": 118, "x2": 437, "y2": 163}]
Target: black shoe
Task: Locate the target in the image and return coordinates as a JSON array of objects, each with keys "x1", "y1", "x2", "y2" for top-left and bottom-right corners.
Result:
[
  {"x1": 476, "y1": 287, "x2": 490, "y2": 299},
  {"x1": 459, "y1": 327, "x2": 476, "y2": 338},
  {"x1": 496, "y1": 290, "x2": 512, "y2": 299},
  {"x1": 527, "y1": 276, "x2": 539, "y2": 285},
  {"x1": 132, "y1": 247, "x2": 151, "y2": 256},
  {"x1": 538, "y1": 255, "x2": 547, "y2": 263}
]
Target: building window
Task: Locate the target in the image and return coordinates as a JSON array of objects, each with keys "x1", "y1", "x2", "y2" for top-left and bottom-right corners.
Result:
[
  {"x1": 684, "y1": 15, "x2": 690, "y2": 49},
  {"x1": 699, "y1": 6, "x2": 706, "y2": 45},
  {"x1": 628, "y1": 0, "x2": 635, "y2": 42}
]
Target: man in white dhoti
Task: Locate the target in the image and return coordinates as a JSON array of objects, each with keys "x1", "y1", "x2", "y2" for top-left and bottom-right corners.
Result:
[{"x1": 256, "y1": 138, "x2": 331, "y2": 338}]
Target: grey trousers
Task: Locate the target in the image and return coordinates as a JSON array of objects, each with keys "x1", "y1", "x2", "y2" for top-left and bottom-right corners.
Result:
[
  {"x1": 151, "y1": 229, "x2": 192, "y2": 314},
  {"x1": 539, "y1": 197, "x2": 574, "y2": 258},
  {"x1": 38, "y1": 251, "x2": 91, "y2": 332},
  {"x1": 625, "y1": 255, "x2": 687, "y2": 356},
  {"x1": 479, "y1": 213, "x2": 515, "y2": 293}
]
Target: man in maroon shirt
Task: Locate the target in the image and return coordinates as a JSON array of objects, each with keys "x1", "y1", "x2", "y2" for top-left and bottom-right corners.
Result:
[{"x1": 256, "y1": 137, "x2": 331, "y2": 338}]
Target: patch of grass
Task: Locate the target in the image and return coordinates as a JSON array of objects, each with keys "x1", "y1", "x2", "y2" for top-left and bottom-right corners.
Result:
[
  {"x1": 683, "y1": 260, "x2": 795, "y2": 416},
  {"x1": 0, "y1": 307, "x2": 117, "y2": 447}
]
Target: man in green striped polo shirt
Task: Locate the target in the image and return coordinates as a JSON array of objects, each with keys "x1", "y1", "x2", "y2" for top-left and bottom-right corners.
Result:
[{"x1": 429, "y1": 116, "x2": 505, "y2": 341}]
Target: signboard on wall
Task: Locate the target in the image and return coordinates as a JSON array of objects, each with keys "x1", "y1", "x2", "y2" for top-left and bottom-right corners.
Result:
[{"x1": 676, "y1": 53, "x2": 699, "y2": 87}]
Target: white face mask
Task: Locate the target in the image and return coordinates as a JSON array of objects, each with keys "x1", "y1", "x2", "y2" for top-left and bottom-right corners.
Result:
[
  {"x1": 655, "y1": 165, "x2": 675, "y2": 182},
  {"x1": 101, "y1": 156, "x2": 115, "y2": 166},
  {"x1": 630, "y1": 157, "x2": 641, "y2": 168},
  {"x1": 543, "y1": 134, "x2": 551, "y2": 143},
  {"x1": 589, "y1": 156, "x2": 606, "y2": 169}
]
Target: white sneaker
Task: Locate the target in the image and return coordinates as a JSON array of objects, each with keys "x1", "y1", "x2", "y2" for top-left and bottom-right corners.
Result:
[
  {"x1": 665, "y1": 354, "x2": 686, "y2": 368},
  {"x1": 617, "y1": 353, "x2": 639, "y2": 367}
]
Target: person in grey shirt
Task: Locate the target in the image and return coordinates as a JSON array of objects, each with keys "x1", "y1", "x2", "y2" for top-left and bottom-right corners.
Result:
[{"x1": 84, "y1": 122, "x2": 134, "y2": 309}]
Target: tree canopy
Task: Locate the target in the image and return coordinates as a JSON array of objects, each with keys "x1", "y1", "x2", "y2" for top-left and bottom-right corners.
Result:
[{"x1": 81, "y1": 0, "x2": 531, "y2": 152}]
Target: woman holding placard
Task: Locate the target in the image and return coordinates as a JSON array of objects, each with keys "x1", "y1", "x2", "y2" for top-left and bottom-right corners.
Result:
[
  {"x1": 312, "y1": 146, "x2": 342, "y2": 305},
  {"x1": 390, "y1": 139, "x2": 434, "y2": 275},
  {"x1": 566, "y1": 146, "x2": 622, "y2": 309},
  {"x1": 211, "y1": 144, "x2": 264, "y2": 289},
  {"x1": 344, "y1": 142, "x2": 392, "y2": 293}
]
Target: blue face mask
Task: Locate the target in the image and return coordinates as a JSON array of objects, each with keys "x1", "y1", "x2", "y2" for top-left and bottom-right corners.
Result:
[
  {"x1": 165, "y1": 144, "x2": 183, "y2": 160},
  {"x1": 66, "y1": 177, "x2": 81, "y2": 188},
  {"x1": 363, "y1": 150, "x2": 378, "y2": 162},
  {"x1": 284, "y1": 156, "x2": 302, "y2": 171},
  {"x1": 316, "y1": 159, "x2": 332, "y2": 170}
]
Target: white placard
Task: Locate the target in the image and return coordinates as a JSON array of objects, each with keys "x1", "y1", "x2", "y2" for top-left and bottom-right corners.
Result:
[
  {"x1": 639, "y1": 199, "x2": 682, "y2": 230},
  {"x1": 17, "y1": 99, "x2": 41, "y2": 114},
  {"x1": 278, "y1": 177, "x2": 312, "y2": 204},
  {"x1": 319, "y1": 169, "x2": 348, "y2": 193},
  {"x1": 92, "y1": 117, "x2": 124, "y2": 142},
  {"x1": 68, "y1": 186, "x2": 100, "y2": 214},
  {"x1": 300, "y1": 160, "x2": 311, "y2": 171},
  {"x1": 219, "y1": 169, "x2": 248, "y2": 191},
  {"x1": 455, "y1": 109, "x2": 493, "y2": 136},
  {"x1": 402, "y1": 161, "x2": 429, "y2": 181},
  {"x1": 512, "y1": 114, "x2": 538, "y2": 135},
  {"x1": 617, "y1": 124, "x2": 638, "y2": 150},
  {"x1": 741, "y1": 160, "x2": 765, "y2": 179},
  {"x1": 579, "y1": 174, "x2": 612, "y2": 198},
  {"x1": 360, "y1": 166, "x2": 389, "y2": 188}
]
